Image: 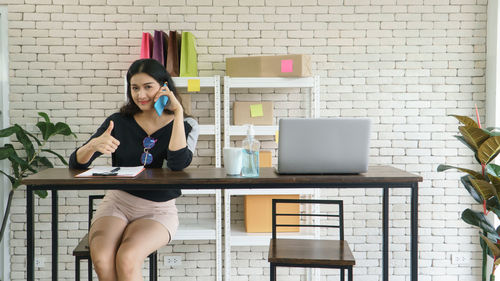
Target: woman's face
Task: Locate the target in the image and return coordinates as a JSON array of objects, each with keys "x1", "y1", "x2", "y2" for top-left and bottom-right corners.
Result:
[{"x1": 129, "y1": 73, "x2": 161, "y2": 112}]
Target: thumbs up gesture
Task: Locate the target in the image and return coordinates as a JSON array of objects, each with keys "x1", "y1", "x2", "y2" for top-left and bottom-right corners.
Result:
[{"x1": 91, "y1": 120, "x2": 120, "y2": 155}]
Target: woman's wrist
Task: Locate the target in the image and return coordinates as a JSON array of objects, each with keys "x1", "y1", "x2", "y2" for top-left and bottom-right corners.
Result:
[{"x1": 174, "y1": 108, "x2": 184, "y2": 118}]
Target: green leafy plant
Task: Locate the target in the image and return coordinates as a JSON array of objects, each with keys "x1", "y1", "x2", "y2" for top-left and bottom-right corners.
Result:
[
  {"x1": 438, "y1": 115, "x2": 500, "y2": 281},
  {"x1": 0, "y1": 112, "x2": 76, "y2": 243}
]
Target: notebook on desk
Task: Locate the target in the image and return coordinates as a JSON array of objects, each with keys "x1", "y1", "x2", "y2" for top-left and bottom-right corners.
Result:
[{"x1": 276, "y1": 118, "x2": 371, "y2": 174}]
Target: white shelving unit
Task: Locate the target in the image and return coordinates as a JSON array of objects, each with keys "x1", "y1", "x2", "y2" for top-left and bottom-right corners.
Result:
[
  {"x1": 222, "y1": 76, "x2": 321, "y2": 281},
  {"x1": 172, "y1": 76, "x2": 222, "y2": 281}
]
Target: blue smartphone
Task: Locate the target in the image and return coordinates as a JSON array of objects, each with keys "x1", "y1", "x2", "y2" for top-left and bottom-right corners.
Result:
[{"x1": 154, "y1": 83, "x2": 169, "y2": 116}]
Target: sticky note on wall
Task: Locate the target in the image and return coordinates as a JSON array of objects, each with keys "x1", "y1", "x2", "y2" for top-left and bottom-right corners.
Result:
[
  {"x1": 281, "y1": 59, "x2": 293, "y2": 73},
  {"x1": 187, "y1": 79, "x2": 200, "y2": 92},
  {"x1": 250, "y1": 104, "x2": 264, "y2": 117}
]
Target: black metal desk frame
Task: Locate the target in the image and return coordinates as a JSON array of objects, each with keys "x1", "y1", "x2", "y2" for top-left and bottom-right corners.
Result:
[{"x1": 24, "y1": 167, "x2": 420, "y2": 281}]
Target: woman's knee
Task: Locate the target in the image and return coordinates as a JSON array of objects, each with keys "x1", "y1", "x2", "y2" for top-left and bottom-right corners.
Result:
[
  {"x1": 115, "y1": 245, "x2": 143, "y2": 276},
  {"x1": 91, "y1": 250, "x2": 116, "y2": 280}
]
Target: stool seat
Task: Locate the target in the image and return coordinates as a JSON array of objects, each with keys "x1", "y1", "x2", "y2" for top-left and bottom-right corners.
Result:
[
  {"x1": 268, "y1": 238, "x2": 355, "y2": 266},
  {"x1": 73, "y1": 233, "x2": 90, "y2": 257}
]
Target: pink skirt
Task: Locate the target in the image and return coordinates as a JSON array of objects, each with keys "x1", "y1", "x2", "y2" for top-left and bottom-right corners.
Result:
[{"x1": 91, "y1": 190, "x2": 179, "y2": 240}]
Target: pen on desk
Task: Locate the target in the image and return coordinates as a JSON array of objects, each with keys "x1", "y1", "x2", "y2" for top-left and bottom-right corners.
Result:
[{"x1": 110, "y1": 167, "x2": 120, "y2": 173}]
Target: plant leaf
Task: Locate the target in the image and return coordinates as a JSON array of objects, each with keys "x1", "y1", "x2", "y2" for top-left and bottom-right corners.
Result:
[
  {"x1": 462, "y1": 208, "x2": 497, "y2": 234},
  {"x1": 451, "y1": 115, "x2": 479, "y2": 128},
  {"x1": 478, "y1": 136, "x2": 500, "y2": 164},
  {"x1": 38, "y1": 112, "x2": 50, "y2": 123},
  {"x1": 24, "y1": 130, "x2": 42, "y2": 146},
  {"x1": 459, "y1": 126, "x2": 490, "y2": 150},
  {"x1": 480, "y1": 234, "x2": 500, "y2": 257},
  {"x1": 8, "y1": 151, "x2": 35, "y2": 173},
  {"x1": 487, "y1": 164, "x2": 500, "y2": 177},
  {"x1": 36, "y1": 122, "x2": 55, "y2": 141},
  {"x1": 0, "y1": 125, "x2": 20, "y2": 138},
  {"x1": 488, "y1": 174, "x2": 500, "y2": 198},
  {"x1": 35, "y1": 156, "x2": 53, "y2": 168},
  {"x1": 0, "y1": 169, "x2": 16, "y2": 185},
  {"x1": 470, "y1": 178, "x2": 498, "y2": 202},
  {"x1": 461, "y1": 176, "x2": 483, "y2": 204},
  {"x1": 454, "y1": 135, "x2": 479, "y2": 156},
  {"x1": 437, "y1": 164, "x2": 485, "y2": 180},
  {"x1": 0, "y1": 145, "x2": 15, "y2": 160},
  {"x1": 4, "y1": 144, "x2": 20, "y2": 179},
  {"x1": 14, "y1": 125, "x2": 35, "y2": 160},
  {"x1": 35, "y1": 190, "x2": 48, "y2": 198},
  {"x1": 41, "y1": 149, "x2": 68, "y2": 165},
  {"x1": 53, "y1": 122, "x2": 76, "y2": 138},
  {"x1": 11, "y1": 179, "x2": 21, "y2": 190}
]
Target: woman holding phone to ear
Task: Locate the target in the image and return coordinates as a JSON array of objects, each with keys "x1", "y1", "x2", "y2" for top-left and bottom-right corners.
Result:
[{"x1": 69, "y1": 58, "x2": 199, "y2": 281}]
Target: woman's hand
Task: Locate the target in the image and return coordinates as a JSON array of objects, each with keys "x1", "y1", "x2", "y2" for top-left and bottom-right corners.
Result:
[
  {"x1": 154, "y1": 82, "x2": 183, "y2": 115},
  {"x1": 90, "y1": 120, "x2": 120, "y2": 154}
]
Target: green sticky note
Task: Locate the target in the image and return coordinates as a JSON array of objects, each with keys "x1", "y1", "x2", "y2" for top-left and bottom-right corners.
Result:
[
  {"x1": 250, "y1": 104, "x2": 264, "y2": 117},
  {"x1": 187, "y1": 79, "x2": 200, "y2": 92}
]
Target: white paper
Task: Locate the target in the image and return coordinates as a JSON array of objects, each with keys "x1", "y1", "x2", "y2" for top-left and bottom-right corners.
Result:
[{"x1": 75, "y1": 166, "x2": 145, "y2": 177}]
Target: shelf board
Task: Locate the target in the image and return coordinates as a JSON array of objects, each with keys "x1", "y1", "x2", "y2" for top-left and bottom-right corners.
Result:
[
  {"x1": 182, "y1": 189, "x2": 217, "y2": 195},
  {"x1": 174, "y1": 218, "x2": 216, "y2": 240},
  {"x1": 228, "y1": 125, "x2": 277, "y2": 136},
  {"x1": 230, "y1": 223, "x2": 315, "y2": 246},
  {"x1": 172, "y1": 76, "x2": 218, "y2": 87},
  {"x1": 225, "y1": 77, "x2": 315, "y2": 88},
  {"x1": 226, "y1": 188, "x2": 316, "y2": 196},
  {"x1": 199, "y1": 124, "x2": 215, "y2": 135}
]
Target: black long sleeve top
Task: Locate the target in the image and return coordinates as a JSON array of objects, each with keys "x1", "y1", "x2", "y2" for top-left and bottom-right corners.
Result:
[{"x1": 69, "y1": 112, "x2": 199, "y2": 202}]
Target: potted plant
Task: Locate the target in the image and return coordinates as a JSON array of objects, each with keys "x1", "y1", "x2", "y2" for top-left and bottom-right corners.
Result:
[
  {"x1": 438, "y1": 115, "x2": 500, "y2": 281},
  {"x1": 0, "y1": 112, "x2": 76, "y2": 243}
]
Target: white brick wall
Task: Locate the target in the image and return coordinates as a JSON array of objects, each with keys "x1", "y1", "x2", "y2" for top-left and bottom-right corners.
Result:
[{"x1": 1, "y1": 0, "x2": 487, "y2": 280}]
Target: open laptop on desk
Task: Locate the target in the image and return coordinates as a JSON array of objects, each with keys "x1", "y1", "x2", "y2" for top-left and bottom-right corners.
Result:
[{"x1": 276, "y1": 118, "x2": 371, "y2": 174}]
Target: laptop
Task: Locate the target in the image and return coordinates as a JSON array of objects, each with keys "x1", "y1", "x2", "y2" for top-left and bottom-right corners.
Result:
[{"x1": 276, "y1": 118, "x2": 371, "y2": 174}]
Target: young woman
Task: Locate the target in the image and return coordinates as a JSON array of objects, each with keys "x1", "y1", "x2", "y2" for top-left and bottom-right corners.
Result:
[{"x1": 69, "y1": 58, "x2": 199, "y2": 281}]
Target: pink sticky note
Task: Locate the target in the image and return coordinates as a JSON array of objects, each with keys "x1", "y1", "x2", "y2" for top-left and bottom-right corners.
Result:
[{"x1": 281, "y1": 60, "x2": 293, "y2": 73}]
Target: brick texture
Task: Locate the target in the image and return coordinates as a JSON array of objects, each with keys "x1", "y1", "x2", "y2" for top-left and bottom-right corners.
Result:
[{"x1": 1, "y1": 0, "x2": 487, "y2": 280}]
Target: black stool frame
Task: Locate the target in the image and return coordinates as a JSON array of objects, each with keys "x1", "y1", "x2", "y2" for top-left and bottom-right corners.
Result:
[{"x1": 270, "y1": 198, "x2": 353, "y2": 281}]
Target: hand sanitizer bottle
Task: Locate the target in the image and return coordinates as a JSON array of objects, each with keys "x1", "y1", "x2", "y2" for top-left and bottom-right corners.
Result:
[{"x1": 242, "y1": 124, "x2": 260, "y2": 177}]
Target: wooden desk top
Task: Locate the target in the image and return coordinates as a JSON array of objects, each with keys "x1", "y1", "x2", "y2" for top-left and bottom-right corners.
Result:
[{"x1": 22, "y1": 166, "x2": 422, "y2": 190}]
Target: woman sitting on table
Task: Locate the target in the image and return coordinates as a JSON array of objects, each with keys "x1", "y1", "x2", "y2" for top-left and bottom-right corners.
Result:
[{"x1": 69, "y1": 58, "x2": 199, "y2": 281}]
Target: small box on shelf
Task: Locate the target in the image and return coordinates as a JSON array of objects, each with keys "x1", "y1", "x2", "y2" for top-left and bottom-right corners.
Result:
[
  {"x1": 244, "y1": 194, "x2": 300, "y2": 233},
  {"x1": 233, "y1": 101, "x2": 273, "y2": 125}
]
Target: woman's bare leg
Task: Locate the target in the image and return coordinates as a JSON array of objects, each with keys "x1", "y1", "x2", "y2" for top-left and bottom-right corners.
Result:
[
  {"x1": 88, "y1": 216, "x2": 127, "y2": 281},
  {"x1": 115, "y1": 219, "x2": 171, "y2": 281}
]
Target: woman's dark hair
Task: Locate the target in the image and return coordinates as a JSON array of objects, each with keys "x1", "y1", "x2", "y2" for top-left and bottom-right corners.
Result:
[{"x1": 120, "y1": 59, "x2": 188, "y2": 118}]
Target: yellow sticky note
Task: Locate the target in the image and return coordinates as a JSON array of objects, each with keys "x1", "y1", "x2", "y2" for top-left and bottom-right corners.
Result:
[
  {"x1": 275, "y1": 130, "x2": 279, "y2": 144},
  {"x1": 187, "y1": 79, "x2": 200, "y2": 92},
  {"x1": 250, "y1": 104, "x2": 264, "y2": 117}
]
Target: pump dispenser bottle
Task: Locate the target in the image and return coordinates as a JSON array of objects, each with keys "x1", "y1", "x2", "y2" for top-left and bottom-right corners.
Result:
[{"x1": 241, "y1": 124, "x2": 260, "y2": 177}]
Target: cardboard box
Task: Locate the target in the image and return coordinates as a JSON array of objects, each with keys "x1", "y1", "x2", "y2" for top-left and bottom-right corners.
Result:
[
  {"x1": 226, "y1": 54, "x2": 311, "y2": 77},
  {"x1": 259, "y1": 151, "x2": 272, "y2": 168},
  {"x1": 245, "y1": 195, "x2": 300, "y2": 233},
  {"x1": 233, "y1": 101, "x2": 273, "y2": 125}
]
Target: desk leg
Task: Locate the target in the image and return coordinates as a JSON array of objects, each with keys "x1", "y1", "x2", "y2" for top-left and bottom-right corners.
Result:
[
  {"x1": 411, "y1": 183, "x2": 418, "y2": 281},
  {"x1": 383, "y1": 186, "x2": 389, "y2": 281},
  {"x1": 27, "y1": 187, "x2": 34, "y2": 281},
  {"x1": 52, "y1": 190, "x2": 58, "y2": 281}
]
